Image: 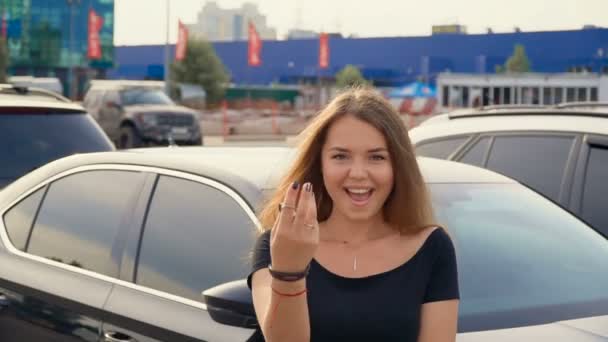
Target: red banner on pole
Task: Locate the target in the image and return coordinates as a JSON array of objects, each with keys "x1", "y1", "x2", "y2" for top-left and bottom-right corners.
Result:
[
  {"x1": 248, "y1": 22, "x2": 262, "y2": 66},
  {"x1": 175, "y1": 20, "x2": 188, "y2": 61},
  {"x1": 1, "y1": 11, "x2": 7, "y2": 39},
  {"x1": 319, "y1": 32, "x2": 329, "y2": 69},
  {"x1": 87, "y1": 9, "x2": 103, "y2": 59}
]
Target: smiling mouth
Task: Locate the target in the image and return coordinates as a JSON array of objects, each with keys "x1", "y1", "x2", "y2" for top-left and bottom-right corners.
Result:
[{"x1": 344, "y1": 188, "x2": 374, "y2": 206}]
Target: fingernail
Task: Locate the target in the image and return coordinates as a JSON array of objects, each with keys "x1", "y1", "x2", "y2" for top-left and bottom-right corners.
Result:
[
  {"x1": 292, "y1": 181, "x2": 299, "y2": 190},
  {"x1": 305, "y1": 183, "x2": 312, "y2": 192},
  {"x1": 308, "y1": 183, "x2": 313, "y2": 192}
]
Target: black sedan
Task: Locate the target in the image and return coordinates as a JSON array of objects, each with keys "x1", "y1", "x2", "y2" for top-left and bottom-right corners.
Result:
[{"x1": 0, "y1": 147, "x2": 607, "y2": 341}]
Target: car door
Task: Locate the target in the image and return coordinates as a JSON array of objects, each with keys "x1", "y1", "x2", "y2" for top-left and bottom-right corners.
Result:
[
  {"x1": 99, "y1": 90, "x2": 123, "y2": 141},
  {"x1": 569, "y1": 134, "x2": 608, "y2": 237},
  {"x1": 0, "y1": 169, "x2": 146, "y2": 341},
  {"x1": 455, "y1": 133, "x2": 581, "y2": 206},
  {"x1": 101, "y1": 171, "x2": 258, "y2": 342}
]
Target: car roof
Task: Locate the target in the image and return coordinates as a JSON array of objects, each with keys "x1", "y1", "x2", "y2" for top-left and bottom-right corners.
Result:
[
  {"x1": 0, "y1": 84, "x2": 70, "y2": 103},
  {"x1": 87, "y1": 80, "x2": 164, "y2": 91},
  {"x1": 131, "y1": 147, "x2": 515, "y2": 185},
  {"x1": 0, "y1": 98, "x2": 85, "y2": 112},
  {"x1": 410, "y1": 108, "x2": 608, "y2": 142},
  {"x1": 0, "y1": 146, "x2": 515, "y2": 211}
]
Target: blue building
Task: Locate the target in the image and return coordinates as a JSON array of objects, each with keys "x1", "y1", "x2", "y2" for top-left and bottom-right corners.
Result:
[
  {"x1": 3, "y1": 0, "x2": 115, "y2": 95},
  {"x1": 110, "y1": 28, "x2": 608, "y2": 87}
]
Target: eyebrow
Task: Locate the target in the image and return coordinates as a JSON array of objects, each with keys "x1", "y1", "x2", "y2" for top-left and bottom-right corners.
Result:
[{"x1": 328, "y1": 147, "x2": 388, "y2": 153}]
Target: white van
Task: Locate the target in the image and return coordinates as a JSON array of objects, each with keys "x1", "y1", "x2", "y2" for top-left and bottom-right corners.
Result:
[{"x1": 9, "y1": 76, "x2": 64, "y2": 95}]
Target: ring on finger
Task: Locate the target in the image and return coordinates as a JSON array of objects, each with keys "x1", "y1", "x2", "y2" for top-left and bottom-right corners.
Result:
[
  {"x1": 279, "y1": 202, "x2": 296, "y2": 212},
  {"x1": 304, "y1": 223, "x2": 316, "y2": 229}
]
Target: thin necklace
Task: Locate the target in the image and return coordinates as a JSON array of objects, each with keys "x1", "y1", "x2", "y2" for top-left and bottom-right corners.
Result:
[{"x1": 325, "y1": 231, "x2": 400, "y2": 271}]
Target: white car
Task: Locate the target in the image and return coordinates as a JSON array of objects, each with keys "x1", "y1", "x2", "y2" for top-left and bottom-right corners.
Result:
[
  {"x1": 409, "y1": 104, "x2": 608, "y2": 238},
  {"x1": 1, "y1": 147, "x2": 608, "y2": 340}
]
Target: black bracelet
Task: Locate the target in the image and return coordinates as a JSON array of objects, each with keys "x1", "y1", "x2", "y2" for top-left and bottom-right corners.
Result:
[{"x1": 268, "y1": 263, "x2": 310, "y2": 282}]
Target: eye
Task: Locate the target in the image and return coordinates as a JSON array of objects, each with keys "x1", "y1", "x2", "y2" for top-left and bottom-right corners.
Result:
[
  {"x1": 331, "y1": 153, "x2": 348, "y2": 160},
  {"x1": 370, "y1": 154, "x2": 387, "y2": 161}
]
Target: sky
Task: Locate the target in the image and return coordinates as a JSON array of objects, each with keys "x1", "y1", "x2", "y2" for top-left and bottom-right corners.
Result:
[{"x1": 114, "y1": 0, "x2": 608, "y2": 46}]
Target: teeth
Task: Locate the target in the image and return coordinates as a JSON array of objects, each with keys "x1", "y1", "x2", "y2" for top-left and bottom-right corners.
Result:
[{"x1": 347, "y1": 189, "x2": 371, "y2": 194}]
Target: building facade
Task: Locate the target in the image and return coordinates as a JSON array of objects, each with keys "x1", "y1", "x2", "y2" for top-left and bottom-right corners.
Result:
[
  {"x1": 187, "y1": 1, "x2": 276, "y2": 42},
  {"x1": 2, "y1": 0, "x2": 114, "y2": 97},
  {"x1": 111, "y1": 28, "x2": 608, "y2": 89},
  {"x1": 437, "y1": 73, "x2": 608, "y2": 109}
]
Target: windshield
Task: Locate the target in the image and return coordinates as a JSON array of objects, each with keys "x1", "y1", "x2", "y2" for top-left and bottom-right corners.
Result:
[
  {"x1": 120, "y1": 88, "x2": 174, "y2": 106},
  {"x1": 0, "y1": 113, "x2": 114, "y2": 187},
  {"x1": 430, "y1": 183, "x2": 608, "y2": 332}
]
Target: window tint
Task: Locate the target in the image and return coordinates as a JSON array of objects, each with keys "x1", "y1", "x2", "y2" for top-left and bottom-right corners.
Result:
[
  {"x1": 136, "y1": 176, "x2": 255, "y2": 302},
  {"x1": 415, "y1": 137, "x2": 469, "y2": 159},
  {"x1": 27, "y1": 171, "x2": 144, "y2": 277},
  {"x1": 431, "y1": 183, "x2": 608, "y2": 332},
  {"x1": 581, "y1": 146, "x2": 608, "y2": 235},
  {"x1": 3, "y1": 187, "x2": 46, "y2": 251},
  {"x1": 486, "y1": 136, "x2": 574, "y2": 201},
  {"x1": 0, "y1": 114, "x2": 113, "y2": 187},
  {"x1": 120, "y1": 88, "x2": 173, "y2": 106},
  {"x1": 459, "y1": 137, "x2": 491, "y2": 167}
]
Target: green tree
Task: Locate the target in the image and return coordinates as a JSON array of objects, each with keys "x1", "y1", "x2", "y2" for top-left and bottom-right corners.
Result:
[
  {"x1": 335, "y1": 64, "x2": 368, "y2": 88},
  {"x1": 495, "y1": 65, "x2": 506, "y2": 74},
  {"x1": 170, "y1": 38, "x2": 229, "y2": 104},
  {"x1": 0, "y1": 37, "x2": 8, "y2": 83},
  {"x1": 504, "y1": 44, "x2": 532, "y2": 72}
]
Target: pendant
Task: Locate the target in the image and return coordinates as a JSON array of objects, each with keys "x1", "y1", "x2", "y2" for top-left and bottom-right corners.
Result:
[{"x1": 353, "y1": 255, "x2": 357, "y2": 271}]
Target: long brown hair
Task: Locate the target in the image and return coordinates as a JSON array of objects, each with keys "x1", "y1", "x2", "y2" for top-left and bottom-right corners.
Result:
[{"x1": 258, "y1": 87, "x2": 436, "y2": 234}]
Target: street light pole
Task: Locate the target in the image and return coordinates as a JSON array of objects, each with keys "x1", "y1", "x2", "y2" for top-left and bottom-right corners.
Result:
[{"x1": 66, "y1": 0, "x2": 80, "y2": 99}]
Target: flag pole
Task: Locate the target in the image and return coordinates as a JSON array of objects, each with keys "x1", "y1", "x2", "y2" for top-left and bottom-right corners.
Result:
[{"x1": 163, "y1": 0, "x2": 170, "y2": 94}]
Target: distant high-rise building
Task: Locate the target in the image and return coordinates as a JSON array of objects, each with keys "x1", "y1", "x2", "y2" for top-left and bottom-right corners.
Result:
[
  {"x1": 287, "y1": 29, "x2": 318, "y2": 40},
  {"x1": 188, "y1": 2, "x2": 276, "y2": 41}
]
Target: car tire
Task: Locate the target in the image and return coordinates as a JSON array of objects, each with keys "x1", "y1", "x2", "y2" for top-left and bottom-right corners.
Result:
[{"x1": 119, "y1": 125, "x2": 142, "y2": 149}]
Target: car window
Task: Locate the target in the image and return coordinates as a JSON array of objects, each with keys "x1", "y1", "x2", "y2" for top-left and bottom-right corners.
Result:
[
  {"x1": 581, "y1": 145, "x2": 608, "y2": 235},
  {"x1": 120, "y1": 88, "x2": 174, "y2": 106},
  {"x1": 2, "y1": 187, "x2": 46, "y2": 251},
  {"x1": 459, "y1": 136, "x2": 491, "y2": 167},
  {"x1": 485, "y1": 135, "x2": 574, "y2": 201},
  {"x1": 26, "y1": 170, "x2": 145, "y2": 277},
  {"x1": 84, "y1": 90, "x2": 103, "y2": 108},
  {"x1": 431, "y1": 183, "x2": 608, "y2": 332},
  {"x1": 135, "y1": 175, "x2": 255, "y2": 302},
  {"x1": 0, "y1": 113, "x2": 114, "y2": 188},
  {"x1": 415, "y1": 136, "x2": 469, "y2": 159}
]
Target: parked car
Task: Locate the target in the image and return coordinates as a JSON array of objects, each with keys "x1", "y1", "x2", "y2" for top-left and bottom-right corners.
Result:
[
  {"x1": 409, "y1": 105, "x2": 608, "y2": 237},
  {"x1": 0, "y1": 98, "x2": 114, "y2": 189},
  {"x1": 83, "y1": 80, "x2": 203, "y2": 149},
  {"x1": 1, "y1": 147, "x2": 607, "y2": 341}
]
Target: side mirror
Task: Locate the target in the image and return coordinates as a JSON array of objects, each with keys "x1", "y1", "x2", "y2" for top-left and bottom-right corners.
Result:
[{"x1": 202, "y1": 279, "x2": 258, "y2": 329}]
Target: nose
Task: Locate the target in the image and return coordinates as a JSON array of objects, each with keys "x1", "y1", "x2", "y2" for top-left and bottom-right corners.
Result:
[{"x1": 348, "y1": 159, "x2": 367, "y2": 179}]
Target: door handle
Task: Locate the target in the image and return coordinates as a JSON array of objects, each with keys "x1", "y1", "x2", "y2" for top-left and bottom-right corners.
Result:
[{"x1": 104, "y1": 331, "x2": 137, "y2": 342}]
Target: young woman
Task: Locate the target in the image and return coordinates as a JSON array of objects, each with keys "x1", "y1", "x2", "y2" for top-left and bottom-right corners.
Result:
[{"x1": 248, "y1": 87, "x2": 459, "y2": 341}]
